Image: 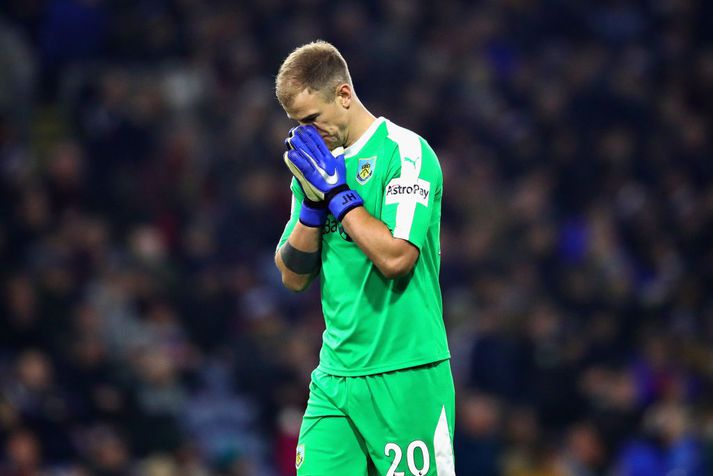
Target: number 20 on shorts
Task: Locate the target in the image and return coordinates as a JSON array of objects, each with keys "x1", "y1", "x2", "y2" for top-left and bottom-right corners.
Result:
[{"x1": 385, "y1": 440, "x2": 430, "y2": 476}]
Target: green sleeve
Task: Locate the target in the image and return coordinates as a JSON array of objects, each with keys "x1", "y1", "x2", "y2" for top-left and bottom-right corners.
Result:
[
  {"x1": 276, "y1": 178, "x2": 306, "y2": 251},
  {"x1": 380, "y1": 138, "x2": 442, "y2": 249}
]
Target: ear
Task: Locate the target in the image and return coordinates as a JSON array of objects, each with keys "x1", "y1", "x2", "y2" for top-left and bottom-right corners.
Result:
[{"x1": 336, "y1": 83, "x2": 352, "y2": 109}]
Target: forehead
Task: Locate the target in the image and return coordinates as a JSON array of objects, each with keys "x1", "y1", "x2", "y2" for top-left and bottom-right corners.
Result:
[{"x1": 285, "y1": 88, "x2": 330, "y2": 120}]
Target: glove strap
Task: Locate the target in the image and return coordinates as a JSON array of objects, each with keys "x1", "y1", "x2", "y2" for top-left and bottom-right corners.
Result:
[
  {"x1": 299, "y1": 199, "x2": 328, "y2": 228},
  {"x1": 327, "y1": 186, "x2": 364, "y2": 222}
]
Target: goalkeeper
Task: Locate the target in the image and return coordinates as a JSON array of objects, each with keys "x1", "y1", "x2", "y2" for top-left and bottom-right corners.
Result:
[{"x1": 274, "y1": 40, "x2": 455, "y2": 476}]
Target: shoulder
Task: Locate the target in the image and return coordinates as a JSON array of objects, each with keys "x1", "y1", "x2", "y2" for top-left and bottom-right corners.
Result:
[
  {"x1": 384, "y1": 120, "x2": 441, "y2": 179},
  {"x1": 384, "y1": 120, "x2": 425, "y2": 158}
]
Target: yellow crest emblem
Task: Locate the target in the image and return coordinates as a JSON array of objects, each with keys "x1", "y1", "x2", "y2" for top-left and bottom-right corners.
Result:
[
  {"x1": 296, "y1": 444, "x2": 305, "y2": 469},
  {"x1": 359, "y1": 163, "x2": 371, "y2": 179},
  {"x1": 356, "y1": 157, "x2": 376, "y2": 184}
]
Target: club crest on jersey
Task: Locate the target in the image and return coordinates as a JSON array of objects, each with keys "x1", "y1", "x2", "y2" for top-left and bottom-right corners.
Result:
[
  {"x1": 356, "y1": 157, "x2": 376, "y2": 184},
  {"x1": 296, "y1": 444, "x2": 305, "y2": 469}
]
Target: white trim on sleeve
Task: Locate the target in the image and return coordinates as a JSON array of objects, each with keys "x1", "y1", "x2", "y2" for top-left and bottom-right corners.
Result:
[{"x1": 385, "y1": 121, "x2": 425, "y2": 241}]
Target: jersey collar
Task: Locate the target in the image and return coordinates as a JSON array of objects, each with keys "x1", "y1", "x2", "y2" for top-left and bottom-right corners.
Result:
[{"x1": 344, "y1": 117, "x2": 385, "y2": 159}]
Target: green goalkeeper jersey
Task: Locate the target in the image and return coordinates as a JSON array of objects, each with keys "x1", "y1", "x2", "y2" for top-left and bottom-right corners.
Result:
[{"x1": 277, "y1": 117, "x2": 450, "y2": 376}]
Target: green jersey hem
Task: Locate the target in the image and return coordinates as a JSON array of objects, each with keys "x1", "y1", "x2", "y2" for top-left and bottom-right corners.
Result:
[{"x1": 316, "y1": 353, "x2": 451, "y2": 377}]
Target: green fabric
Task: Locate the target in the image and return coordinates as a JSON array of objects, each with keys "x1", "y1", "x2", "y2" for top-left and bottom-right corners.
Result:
[
  {"x1": 297, "y1": 360, "x2": 455, "y2": 475},
  {"x1": 277, "y1": 117, "x2": 450, "y2": 376}
]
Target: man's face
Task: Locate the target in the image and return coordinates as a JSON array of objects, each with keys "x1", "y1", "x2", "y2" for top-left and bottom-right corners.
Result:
[{"x1": 284, "y1": 88, "x2": 348, "y2": 150}]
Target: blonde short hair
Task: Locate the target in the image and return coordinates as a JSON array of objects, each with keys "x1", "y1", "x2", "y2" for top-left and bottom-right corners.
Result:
[{"x1": 275, "y1": 40, "x2": 353, "y2": 108}]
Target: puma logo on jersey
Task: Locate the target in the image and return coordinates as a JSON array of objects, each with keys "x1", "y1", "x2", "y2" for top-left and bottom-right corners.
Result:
[{"x1": 403, "y1": 156, "x2": 418, "y2": 167}]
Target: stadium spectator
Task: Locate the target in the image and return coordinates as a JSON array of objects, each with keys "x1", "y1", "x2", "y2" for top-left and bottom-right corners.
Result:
[{"x1": 0, "y1": 0, "x2": 711, "y2": 474}]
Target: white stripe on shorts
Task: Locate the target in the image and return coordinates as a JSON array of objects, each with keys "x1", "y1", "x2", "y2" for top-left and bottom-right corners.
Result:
[{"x1": 433, "y1": 405, "x2": 455, "y2": 475}]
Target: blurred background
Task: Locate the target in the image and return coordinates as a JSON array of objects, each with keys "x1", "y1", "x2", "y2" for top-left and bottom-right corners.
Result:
[{"x1": 0, "y1": 0, "x2": 712, "y2": 475}]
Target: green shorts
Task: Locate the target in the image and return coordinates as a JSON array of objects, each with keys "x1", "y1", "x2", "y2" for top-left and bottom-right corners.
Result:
[{"x1": 296, "y1": 359, "x2": 455, "y2": 476}]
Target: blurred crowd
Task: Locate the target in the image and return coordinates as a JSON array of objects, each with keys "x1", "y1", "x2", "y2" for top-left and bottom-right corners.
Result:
[{"x1": 0, "y1": 0, "x2": 711, "y2": 475}]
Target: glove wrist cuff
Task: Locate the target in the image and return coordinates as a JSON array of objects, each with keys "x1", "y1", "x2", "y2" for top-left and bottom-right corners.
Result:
[
  {"x1": 327, "y1": 186, "x2": 364, "y2": 222},
  {"x1": 299, "y1": 200, "x2": 328, "y2": 227}
]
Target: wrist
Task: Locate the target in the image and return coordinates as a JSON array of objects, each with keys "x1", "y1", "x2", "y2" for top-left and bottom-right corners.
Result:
[
  {"x1": 299, "y1": 199, "x2": 328, "y2": 227},
  {"x1": 326, "y1": 185, "x2": 364, "y2": 221}
]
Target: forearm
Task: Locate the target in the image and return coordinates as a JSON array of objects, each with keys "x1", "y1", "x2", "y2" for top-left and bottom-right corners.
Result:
[
  {"x1": 341, "y1": 207, "x2": 418, "y2": 279},
  {"x1": 281, "y1": 125, "x2": 417, "y2": 279},
  {"x1": 275, "y1": 223, "x2": 322, "y2": 291}
]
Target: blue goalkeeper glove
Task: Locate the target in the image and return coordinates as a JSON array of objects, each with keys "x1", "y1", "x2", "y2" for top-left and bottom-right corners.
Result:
[
  {"x1": 284, "y1": 125, "x2": 363, "y2": 222},
  {"x1": 283, "y1": 127, "x2": 328, "y2": 228}
]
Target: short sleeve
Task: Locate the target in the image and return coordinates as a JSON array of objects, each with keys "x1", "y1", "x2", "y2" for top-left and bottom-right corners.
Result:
[{"x1": 380, "y1": 138, "x2": 442, "y2": 250}]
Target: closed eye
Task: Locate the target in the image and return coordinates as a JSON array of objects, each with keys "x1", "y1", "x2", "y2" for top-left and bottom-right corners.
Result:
[{"x1": 299, "y1": 113, "x2": 319, "y2": 124}]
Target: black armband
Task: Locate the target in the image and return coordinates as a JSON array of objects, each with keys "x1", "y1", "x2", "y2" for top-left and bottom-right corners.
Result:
[{"x1": 280, "y1": 242, "x2": 321, "y2": 274}]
